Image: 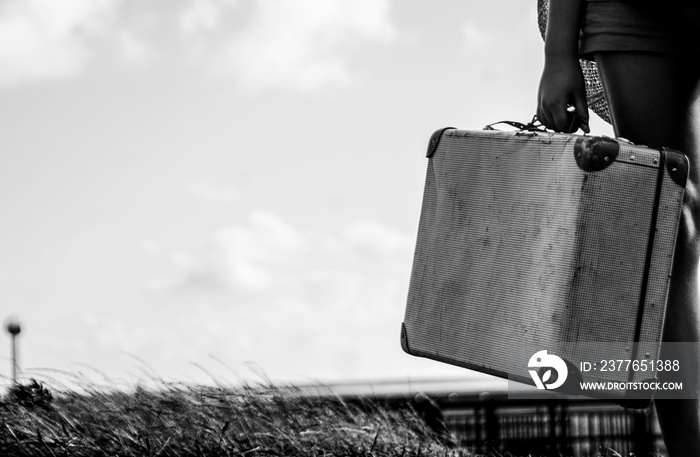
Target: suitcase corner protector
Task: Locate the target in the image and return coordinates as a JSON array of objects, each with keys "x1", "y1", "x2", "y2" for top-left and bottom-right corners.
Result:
[
  {"x1": 573, "y1": 136, "x2": 619, "y2": 171},
  {"x1": 400, "y1": 322, "x2": 412, "y2": 354},
  {"x1": 616, "y1": 396, "x2": 654, "y2": 410},
  {"x1": 618, "y1": 376, "x2": 657, "y2": 409},
  {"x1": 426, "y1": 127, "x2": 456, "y2": 158},
  {"x1": 663, "y1": 148, "x2": 689, "y2": 188}
]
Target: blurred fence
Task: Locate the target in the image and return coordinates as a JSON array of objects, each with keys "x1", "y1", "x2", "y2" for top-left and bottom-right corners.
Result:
[
  {"x1": 435, "y1": 393, "x2": 662, "y2": 456},
  {"x1": 325, "y1": 380, "x2": 664, "y2": 457}
]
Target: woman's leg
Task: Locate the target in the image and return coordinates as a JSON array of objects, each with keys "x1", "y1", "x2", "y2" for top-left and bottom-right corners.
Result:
[{"x1": 596, "y1": 51, "x2": 700, "y2": 457}]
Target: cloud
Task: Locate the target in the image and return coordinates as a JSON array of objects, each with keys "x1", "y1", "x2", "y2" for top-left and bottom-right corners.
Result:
[
  {"x1": 0, "y1": 0, "x2": 120, "y2": 84},
  {"x1": 180, "y1": 0, "x2": 397, "y2": 91},
  {"x1": 134, "y1": 211, "x2": 416, "y2": 381},
  {"x1": 342, "y1": 220, "x2": 415, "y2": 254},
  {"x1": 463, "y1": 22, "x2": 488, "y2": 51},
  {"x1": 0, "y1": 0, "x2": 396, "y2": 89},
  {"x1": 178, "y1": 0, "x2": 238, "y2": 36},
  {"x1": 114, "y1": 29, "x2": 153, "y2": 66},
  {"x1": 164, "y1": 213, "x2": 412, "y2": 304},
  {"x1": 218, "y1": 0, "x2": 396, "y2": 91}
]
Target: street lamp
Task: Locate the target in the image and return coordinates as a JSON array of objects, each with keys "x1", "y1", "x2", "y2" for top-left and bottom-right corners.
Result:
[{"x1": 6, "y1": 319, "x2": 20, "y2": 385}]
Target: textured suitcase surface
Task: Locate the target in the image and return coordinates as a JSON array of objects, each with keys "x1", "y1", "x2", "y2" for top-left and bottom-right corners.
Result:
[{"x1": 402, "y1": 128, "x2": 688, "y2": 400}]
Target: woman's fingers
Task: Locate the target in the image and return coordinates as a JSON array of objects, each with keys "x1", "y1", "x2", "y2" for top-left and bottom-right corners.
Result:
[
  {"x1": 536, "y1": 104, "x2": 552, "y2": 131},
  {"x1": 538, "y1": 102, "x2": 590, "y2": 133},
  {"x1": 572, "y1": 89, "x2": 591, "y2": 133},
  {"x1": 552, "y1": 104, "x2": 572, "y2": 132},
  {"x1": 537, "y1": 103, "x2": 570, "y2": 133}
]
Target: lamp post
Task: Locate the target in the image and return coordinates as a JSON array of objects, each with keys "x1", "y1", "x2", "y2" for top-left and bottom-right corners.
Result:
[{"x1": 6, "y1": 320, "x2": 20, "y2": 385}]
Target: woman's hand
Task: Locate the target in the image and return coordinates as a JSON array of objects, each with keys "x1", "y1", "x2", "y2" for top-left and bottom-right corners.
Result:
[
  {"x1": 537, "y1": 57, "x2": 590, "y2": 133},
  {"x1": 537, "y1": 0, "x2": 589, "y2": 133}
]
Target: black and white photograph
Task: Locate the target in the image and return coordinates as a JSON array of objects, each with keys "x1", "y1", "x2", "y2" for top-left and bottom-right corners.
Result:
[{"x1": 2, "y1": 1, "x2": 700, "y2": 456}]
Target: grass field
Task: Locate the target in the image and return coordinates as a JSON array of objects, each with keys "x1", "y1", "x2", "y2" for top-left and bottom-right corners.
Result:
[{"x1": 0, "y1": 377, "x2": 472, "y2": 457}]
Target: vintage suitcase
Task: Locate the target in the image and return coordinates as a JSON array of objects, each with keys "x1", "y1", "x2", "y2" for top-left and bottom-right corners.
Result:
[{"x1": 401, "y1": 126, "x2": 688, "y2": 400}]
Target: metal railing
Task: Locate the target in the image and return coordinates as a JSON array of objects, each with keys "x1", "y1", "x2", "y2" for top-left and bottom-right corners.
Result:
[{"x1": 438, "y1": 394, "x2": 662, "y2": 456}]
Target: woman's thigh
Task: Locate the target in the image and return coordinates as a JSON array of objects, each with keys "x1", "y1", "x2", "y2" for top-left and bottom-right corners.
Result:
[
  {"x1": 595, "y1": 51, "x2": 700, "y2": 285},
  {"x1": 594, "y1": 52, "x2": 700, "y2": 155}
]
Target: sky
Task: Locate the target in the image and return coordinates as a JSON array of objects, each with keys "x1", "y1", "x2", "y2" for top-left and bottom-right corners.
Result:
[{"x1": 0, "y1": 0, "x2": 613, "y2": 390}]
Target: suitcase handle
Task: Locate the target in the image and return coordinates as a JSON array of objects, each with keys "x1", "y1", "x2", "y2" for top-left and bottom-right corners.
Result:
[
  {"x1": 483, "y1": 115, "x2": 548, "y2": 132},
  {"x1": 483, "y1": 120, "x2": 532, "y2": 131},
  {"x1": 485, "y1": 113, "x2": 586, "y2": 134}
]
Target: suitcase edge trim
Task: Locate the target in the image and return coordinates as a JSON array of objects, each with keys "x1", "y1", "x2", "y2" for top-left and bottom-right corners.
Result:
[
  {"x1": 402, "y1": 320, "x2": 653, "y2": 406},
  {"x1": 401, "y1": 322, "x2": 514, "y2": 380}
]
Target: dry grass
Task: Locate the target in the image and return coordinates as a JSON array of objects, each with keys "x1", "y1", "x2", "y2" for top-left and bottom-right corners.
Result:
[{"x1": 0, "y1": 377, "x2": 472, "y2": 457}]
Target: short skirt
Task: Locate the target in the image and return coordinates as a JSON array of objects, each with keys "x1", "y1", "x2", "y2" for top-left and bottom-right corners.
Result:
[{"x1": 579, "y1": 1, "x2": 700, "y2": 59}]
